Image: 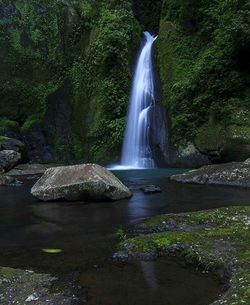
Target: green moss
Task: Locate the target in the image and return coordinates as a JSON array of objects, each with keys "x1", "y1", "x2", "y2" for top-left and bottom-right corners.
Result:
[
  {"x1": 157, "y1": 0, "x2": 250, "y2": 148},
  {"x1": 0, "y1": 118, "x2": 19, "y2": 134},
  {"x1": 117, "y1": 206, "x2": 250, "y2": 304},
  {"x1": 70, "y1": 1, "x2": 140, "y2": 163},
  {"x1": 195, "y1": 120, "x2": 226, "y2": 152},
  {"x1": 21, "y1": 115, "x2": 42, "y2": 134},
  {"x1": 0, "y1": 136, "x2": 8, "y2": 142}
]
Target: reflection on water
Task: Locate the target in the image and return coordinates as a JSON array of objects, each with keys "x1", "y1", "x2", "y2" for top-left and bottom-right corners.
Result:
[
  {"x1": 0, "y1": 169, "x2": 250, "y2": 304},
  {"x1": 79, "y1": 259, "x2": 221, "y2": 305},
  {"x1": 140, "y1": 261, "x2": 158, "y2": 291}
]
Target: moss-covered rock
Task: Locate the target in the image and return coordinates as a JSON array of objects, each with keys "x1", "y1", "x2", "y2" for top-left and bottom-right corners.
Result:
[
  {"x1": 0, "y1": 266, "x2": 80, "y2": 304},
  {"x1": 0, "y1": 0, "x2": 140, "y2": 163},
  {"x1": 171, "y1": 160, "x2": 250, "y2": 187},
  {"x1": 114, "y1": 206, "x2": 250, "y2": 305},
  {"x1": 156, "y1": 0, "x2": 250, "y2": 162}
]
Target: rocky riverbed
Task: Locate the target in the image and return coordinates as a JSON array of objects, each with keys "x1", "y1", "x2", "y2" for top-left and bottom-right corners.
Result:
[
  {"x1": 0, "y1": 267, "x2": 81, "y2": 305},
  {"x1": 114, "y1": 206, "x2": 250, "y2": 305}
]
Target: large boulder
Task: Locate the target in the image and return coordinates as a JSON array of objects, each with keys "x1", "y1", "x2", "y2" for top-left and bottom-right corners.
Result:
[
  {"x1": 0, "y1": 150, "x2": 22, "y2": 172},
  {"x1": 31, "y1": 164, "x2": 132, "y2": 201},
  {"x1": 171, "y1": 160, "x2": 250, "y2": 187}
]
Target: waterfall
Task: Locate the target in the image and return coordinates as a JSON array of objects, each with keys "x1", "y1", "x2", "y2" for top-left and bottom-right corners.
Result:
[{"x1": 121, "y1": 32, "x2": 157, "y2": 169}]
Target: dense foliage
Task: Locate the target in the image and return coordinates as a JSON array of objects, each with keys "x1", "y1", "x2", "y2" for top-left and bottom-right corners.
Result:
[
  {"x1": 70, "y1": 1, "x2": 139, "y2": 161},
  {"x1": 0, "y1": 0, "x2": 139, "y2": 162},
  {"x1": 0, "y1": 0, "x2": 249, "y2": 163},
  {"x1": 157, "y1": 0, "x2": 250, "y2": 160}
]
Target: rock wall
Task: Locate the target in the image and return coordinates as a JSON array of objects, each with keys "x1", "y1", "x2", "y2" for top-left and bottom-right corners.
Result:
[{"x1": 156, "y1": 0, "x2": 250, "y2": 163}]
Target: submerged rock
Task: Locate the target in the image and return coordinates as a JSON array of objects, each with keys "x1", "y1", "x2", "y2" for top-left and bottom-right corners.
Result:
[
  {"x1": 0, "y1": 150, "x2": 22, "y2": 172},
  {"x1": 171, "y1": 160, "x2": 250, "y2": 187},
  {"x1": 31, "y1": 163, "x2": 132, "y2": 201},
  {"x1": 141, "y1": 185, "x2": 162, "y2": 194}
]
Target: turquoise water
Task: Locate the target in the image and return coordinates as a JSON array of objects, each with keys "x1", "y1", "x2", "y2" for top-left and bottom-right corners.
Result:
[{"x1": 112, "y1": 168, "x2": 188, "y2": 181}]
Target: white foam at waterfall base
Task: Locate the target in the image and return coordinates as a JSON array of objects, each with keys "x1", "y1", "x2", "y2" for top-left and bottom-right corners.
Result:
[{"x1": 115, "y1": 31, "x2": 157, "y2": 170}]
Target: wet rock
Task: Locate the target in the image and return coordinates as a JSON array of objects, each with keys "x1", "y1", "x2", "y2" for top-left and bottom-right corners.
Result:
[
  {"x1": 112, "y1": 251, "x2": 158, "y2": 262},
  {"x1": 174, "y1": 142, "x2": 211, "y2": 168},
  {"x1": 7, "y1": 163, "x2": 57, "y2": 181},
  {"x1": 141, "y1": 185, "x2": 162, "y2": 194},
  {"x1": 0, "y1": 150, "x2": 22, "y2": 172},
  {"x1": 0, "y1": 174, "x2": 22, "y2": 186},
  {"x1": 0, "y1": 267, "x2": 79, "y2": 305},
  {"x1": 0, "y1": 137, "x2": 26, "y2": 156},
  {"x1": 25, "y1": 292, "x2": 39, "y2": 302},
  {"x1": 244, "y1": 158, "x2": 250, "y2": 165},
  {"x1": 171, "y1": 161, "x2": 250, "y2": 188},
  {"x1": 31, "y1": 164, "x2": 132, "y2": 201},
  {"x1": 166, "y1": 243, "x2": 188, "y2": 257}
]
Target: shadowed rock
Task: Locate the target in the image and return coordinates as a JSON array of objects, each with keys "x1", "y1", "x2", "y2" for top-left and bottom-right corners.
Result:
[
  {"x1": 31, "y1": 164, "x2": 132, "y2": 201},
  {"x1": 141, "y1": 185, "x2": 162, "y2": 194},
  {"x1": 0, "y1": 150, "x2": 22, "y2": 172},
  {"x1": 0, "y1": 137, "x2": 26, "y2": 155},
  {"x1": 171, "y1": 160, "x2": 250, "y2": 187}
]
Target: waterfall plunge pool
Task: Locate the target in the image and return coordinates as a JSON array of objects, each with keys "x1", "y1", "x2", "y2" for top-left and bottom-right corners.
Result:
[{"x1": 1, "y1": 168, "x2": 250, "y2": 304}]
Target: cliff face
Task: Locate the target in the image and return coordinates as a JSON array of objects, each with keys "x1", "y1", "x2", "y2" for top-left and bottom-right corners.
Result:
[
  {"x1": 156, "y1": 0, "x2": 250, "y2": 162},
  {"x1": 0, "y1": 0, "x2": 140, "y2": 163},
  {"x1": 0, "y1": 0, "x2": 249, "y2": 165}
]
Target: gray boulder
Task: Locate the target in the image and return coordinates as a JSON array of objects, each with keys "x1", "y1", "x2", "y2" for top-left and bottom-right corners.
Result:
[
  {"x1": 7, "y1": 163, "x2": 58, "y2": 181},
  {"x1": 31, "y1": 164, "x2": 132, "y2": 201},
  {"x1": 171, "y1": 161, "x2": 250, "y2": 188},
  {"x1": 0, "y1": 137, "x2": 26, "y2": 156},
  {"x1": 0, "y1": 150, "x2": 22, "y2": 172}
]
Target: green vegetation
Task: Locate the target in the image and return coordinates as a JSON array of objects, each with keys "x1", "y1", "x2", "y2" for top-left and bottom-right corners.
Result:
[
  {"x1": 70, "y1": 1, "x2": 140, "y2": 162},
  {"x1": 157, "y1": 0, "x2": 250, "y2": 159},
  {"x1": 0, "y1": 0, "x2": 249, "y2": 162},
  {"x1": 117, "y1": 206, "x2": 250, "y2": 304},
  {"x1": 0, "y1": 0, "x2": 140, "y2": 162},
  {"x1": 0, "y1": 118, "x2": 19, "y2": 134}
]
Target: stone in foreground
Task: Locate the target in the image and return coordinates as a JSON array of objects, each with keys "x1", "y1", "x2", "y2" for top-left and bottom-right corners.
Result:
[
  {"x1": 31, "y1": 163, "x2": 132, "y2": 201},
  {"x1": 171, "y1": 160, "x2": 250, "y2": 187}
]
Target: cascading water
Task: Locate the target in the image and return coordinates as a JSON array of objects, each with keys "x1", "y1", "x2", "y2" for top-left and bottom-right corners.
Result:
[{"x1": 120, "y1": 31, "x2": 157, "y2": 169}]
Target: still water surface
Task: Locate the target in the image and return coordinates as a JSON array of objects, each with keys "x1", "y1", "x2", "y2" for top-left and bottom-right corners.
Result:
[{"x1": 1, "y1": 169, "x2": 250, "y2": 304}]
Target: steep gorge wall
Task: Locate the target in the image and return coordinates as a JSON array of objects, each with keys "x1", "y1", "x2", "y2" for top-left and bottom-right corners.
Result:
[
  {"x1": 156, "y1": 0, "x2": 250, "y2": 163},
  {"x1": 0, "y1": 0, "x2": 249, "y2": 165},
  {"x1": 0, "y1": 0, "x2": 140, "y2": 163}
]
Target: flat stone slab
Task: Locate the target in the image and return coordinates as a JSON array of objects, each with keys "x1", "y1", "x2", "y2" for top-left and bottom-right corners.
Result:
[
  {"x1": 7, "y1": 163, "x2": 58, "y2": 180},
  {"x1": 171, "y1": 160, "x2": 250, "y2": 187}
]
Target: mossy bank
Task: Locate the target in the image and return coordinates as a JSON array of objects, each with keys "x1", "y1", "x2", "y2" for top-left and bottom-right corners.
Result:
[{"x1": 114, "y1": 206, "x2": 250, "y2": 305}]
